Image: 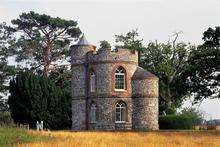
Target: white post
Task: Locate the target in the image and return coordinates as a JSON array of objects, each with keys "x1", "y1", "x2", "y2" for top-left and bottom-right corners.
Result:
[{"x1": 36, "y1": 121, "x2": 39, "y2": 131}]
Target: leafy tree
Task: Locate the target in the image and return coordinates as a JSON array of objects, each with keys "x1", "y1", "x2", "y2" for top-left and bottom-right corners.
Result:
[
  {"x1": 184, "y1": 27, "x2": 220, "y2": 102},
  {"x1": 99, "y1": 40, "x2": 111, "y2": 50},
  {"x1": 8, "y1": 71, "x2": 71, "y2": 129},
  {"x1": 0, "y1": 22, "x2": 16, "y2": 111},
  {"x1": 11, "y1": 11, "x2": 81, "y2": 75},
  {"x1": 185, "y1": 47, "x2": 220, "y2": 102},
  {"x1": 202, "y1": 27, "x2": 220, "y2": 48},
  {"x1": 116, "y1": 29, "x2": 219, "y2": 114},
  {"x1": 115, "y1": 29, "x2": 145, "y2": 64},
  {"x1": 141, "y1": 37, "x2": 193, "y2": 114}
]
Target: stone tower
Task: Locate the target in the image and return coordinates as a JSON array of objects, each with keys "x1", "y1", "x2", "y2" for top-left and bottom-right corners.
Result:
[
  {"x1": 71, "y1": 35, "x2": 95, "y2": 130},
  {"x1": 71, "y1": 35, "x2": 159, "y2": 131}
]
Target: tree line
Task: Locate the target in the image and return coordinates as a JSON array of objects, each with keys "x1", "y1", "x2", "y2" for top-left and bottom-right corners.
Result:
[{"x1": 0, "y1": 11, "x2": 219, "y2": 129}]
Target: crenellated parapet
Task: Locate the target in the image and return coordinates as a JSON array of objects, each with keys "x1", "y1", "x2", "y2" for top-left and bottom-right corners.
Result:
[{"x1": 86, "y1": 48, "x2": 138, "y2": 65}]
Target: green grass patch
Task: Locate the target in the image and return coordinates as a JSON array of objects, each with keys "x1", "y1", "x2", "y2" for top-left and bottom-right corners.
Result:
[{"x1": 0, "y1": 127, "x2": 52, "y2": 146}]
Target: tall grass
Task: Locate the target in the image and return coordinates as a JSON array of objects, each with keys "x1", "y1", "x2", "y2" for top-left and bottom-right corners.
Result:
[
  {"x1": 17, "y1": 131, "x2": 220, "y2": 147},
  {"x1": 0, "y1": 127, "x2": 52, "y2": 146}
]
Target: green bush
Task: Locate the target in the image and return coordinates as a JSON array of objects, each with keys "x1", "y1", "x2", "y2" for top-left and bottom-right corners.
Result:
[
  {"x1": 159, "y1": 114, "x2": 200, "y2": 130},
  {"x1": 0, "y1": 111, "x2": 14, "y2": 127},
  {"x1": 8, "y1": 71, "x2": 71, "y2": 130}
]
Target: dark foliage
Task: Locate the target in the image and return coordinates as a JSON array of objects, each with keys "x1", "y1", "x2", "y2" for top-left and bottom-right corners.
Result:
[
  {"x1": 202, "y1": 27, "x2": 220, "y2": 48},
  {"x1": 0, "y1": 111, "x2": 14, "y2": 126},
  {"x1": 99, "y1": 40, "x2": 111, "y2": 50},
  {"x1": 159, "y1": 108, "x2": 203, "y2": 129},
  {"x1": 8, "y1": 71, "x2": 71, "y2": 129},
  {"x1": 159, "y1": 115, "x2": 201, "y2": 130}
]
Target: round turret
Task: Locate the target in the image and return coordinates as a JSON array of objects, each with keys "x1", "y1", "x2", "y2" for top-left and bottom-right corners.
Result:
[
  {"x1": 131, "y1": 67, "x2": 159, "y2": 130},
  {"x1": 71, "y1": 35, "x2": 96, "y2": 65},
  {"x1": 71, "y1": 35, "x2": 96, "y2": 130}
]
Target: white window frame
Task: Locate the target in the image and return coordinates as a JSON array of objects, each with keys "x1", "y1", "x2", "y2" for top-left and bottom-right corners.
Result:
[
  {"x1": 115, "y1": 68, "x2": 125, "y2": 91},
  {"x1": 115, "y1": 102, "x2": 126, "y2": 123},
  {"x1": 90, "y1": 72, "x2": 95, "y2": 92}
]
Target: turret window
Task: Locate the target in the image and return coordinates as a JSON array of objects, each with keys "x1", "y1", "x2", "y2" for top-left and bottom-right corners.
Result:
[
  {"x1": 90, "y1": 72, "x2": 96, "y2": 92},
  {"x1": 115, "y1": 101, "x2": 126, "y2": 123},
  {"x1": 115, "y1": 67, "x2": 126, "y2": 90}
]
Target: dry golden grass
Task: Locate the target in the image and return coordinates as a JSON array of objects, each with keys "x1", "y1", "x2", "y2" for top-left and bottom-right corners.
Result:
[{"x1": 16, "y1": 130, "x2": 220, "y2": 147}]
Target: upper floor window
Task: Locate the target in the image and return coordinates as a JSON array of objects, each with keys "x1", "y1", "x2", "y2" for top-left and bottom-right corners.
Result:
[
  {"x1": 115, "y1": 101, "x2": 126, "y2": 123},
  {"x1": 90, "y1": 72, "x2": 96, "y2": 92},
  {"x1": 115, "y1": 67, "x2": 126, "y2": 90}
]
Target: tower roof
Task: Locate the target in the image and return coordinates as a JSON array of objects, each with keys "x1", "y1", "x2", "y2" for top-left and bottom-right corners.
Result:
[
  {"x1": 76, "y1": 34, "x2": 91, "y2": 46},
  {"x1": 132, "y1": 67, "x2": 158, "y2": 80}
]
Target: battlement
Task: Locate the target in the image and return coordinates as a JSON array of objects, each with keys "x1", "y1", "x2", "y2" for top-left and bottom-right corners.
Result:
[{"x1": 86, "y1": 48, "x2": 138, "y2": 64}]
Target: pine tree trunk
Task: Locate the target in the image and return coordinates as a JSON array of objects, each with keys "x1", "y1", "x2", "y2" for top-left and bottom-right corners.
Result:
[{"x1": 43, "y1": 40, "x2": 52, "y2": 76}]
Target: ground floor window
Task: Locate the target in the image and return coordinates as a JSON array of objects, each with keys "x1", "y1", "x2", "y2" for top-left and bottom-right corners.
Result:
[
  {"x1": 90, "y1": 103, "x2": 97, "y2": 123},
  {"x1": 115, "y1": 101, "x2": 126, "y2": 123}
]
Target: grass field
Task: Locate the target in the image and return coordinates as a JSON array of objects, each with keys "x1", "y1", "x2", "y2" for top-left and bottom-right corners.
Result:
[
  {"x1": 15, "y1": 130, "x2": 220, "y2": 147},
  {"x1": 0, "y1": 127, "x2": 52, "y2": 146}
]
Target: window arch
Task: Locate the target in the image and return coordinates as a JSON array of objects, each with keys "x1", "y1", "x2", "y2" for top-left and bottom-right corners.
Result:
[
  {"x1": 90, "y1": 71, "x2": 96, "y2": 92},
  {"x1": 115, "y1": 67, "x2": 126, "y2": 90},
  {"x1": 115, "y1": 101, "x2": 126, "y2": 123},
  {"x1": 90, "y1": 103, "x2": 97, "y2": 123}
]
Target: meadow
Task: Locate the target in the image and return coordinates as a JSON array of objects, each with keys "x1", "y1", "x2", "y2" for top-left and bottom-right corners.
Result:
[
  {"x1": 0, "y1": 127, "x2": 51, "y2": 146},
  {"x1": 14, "y1": 130, "x2": 220, "y2": 147}
]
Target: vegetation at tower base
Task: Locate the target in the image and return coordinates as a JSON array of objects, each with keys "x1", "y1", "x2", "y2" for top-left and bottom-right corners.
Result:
[
  {"x1": 8, "y1": 71, "x2": 71, "y2": 129},
  {"x1": 116, "y1": 29, "x2": 220, "y2": 115},
  {"x1": 10, "y1": 11, "x2": 81, "y2": 75}
]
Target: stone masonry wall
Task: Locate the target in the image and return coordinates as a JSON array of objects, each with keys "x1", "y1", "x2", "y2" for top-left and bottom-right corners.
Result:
[
  {"x1": 88, "y1": 62, "x2": 137, "y2": 98},
  {"x1": 132, "y1": 78, "x2": 159, "y2": 98},
  {"x1": 72, "y1": 99, "x2": 86, "y2": 130},
  {"x1": 71, "y1": 65, "x2": 86, "y2": 98},
  {"x1": 71, "y1": 46, "x2": 159, "y2": 131},
  {"x1": 87, "y1": 48, "x2": 138, "y2": 64},
  {"x1": 132, "y1": 98, "x2": 159, "y2": 130},
  {"x1": 88, "y1": 97, "x2": 132, "y2": 130}
]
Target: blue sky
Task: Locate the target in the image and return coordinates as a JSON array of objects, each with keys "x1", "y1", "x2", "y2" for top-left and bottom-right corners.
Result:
[{"x1": 0, "y1": 0, "x2": 220, "y2": 119}]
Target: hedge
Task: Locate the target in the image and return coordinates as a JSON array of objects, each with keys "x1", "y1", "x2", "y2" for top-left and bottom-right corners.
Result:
[{"x1": 159, "y1": 114, "x2": 200, "y2": 130}]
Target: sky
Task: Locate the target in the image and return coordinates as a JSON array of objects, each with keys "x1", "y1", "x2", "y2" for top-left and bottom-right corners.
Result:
[{"x1": 0, "y1": 0, "x2": 220, "y2": 119}]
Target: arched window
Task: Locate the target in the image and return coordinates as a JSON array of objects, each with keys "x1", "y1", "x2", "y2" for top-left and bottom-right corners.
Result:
[
  {"x1": 115, "y1": 67, "x2": 125, "y2": 90},
  {"x1": 90, "y1": 103, "x2": 97, "y2": 123},
  {"x1": 90, "y1": 71, "x2": 96, "y2": 92},
  {"x1": 115, "y1": 101, "x2": 126, "y2": 123}
]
